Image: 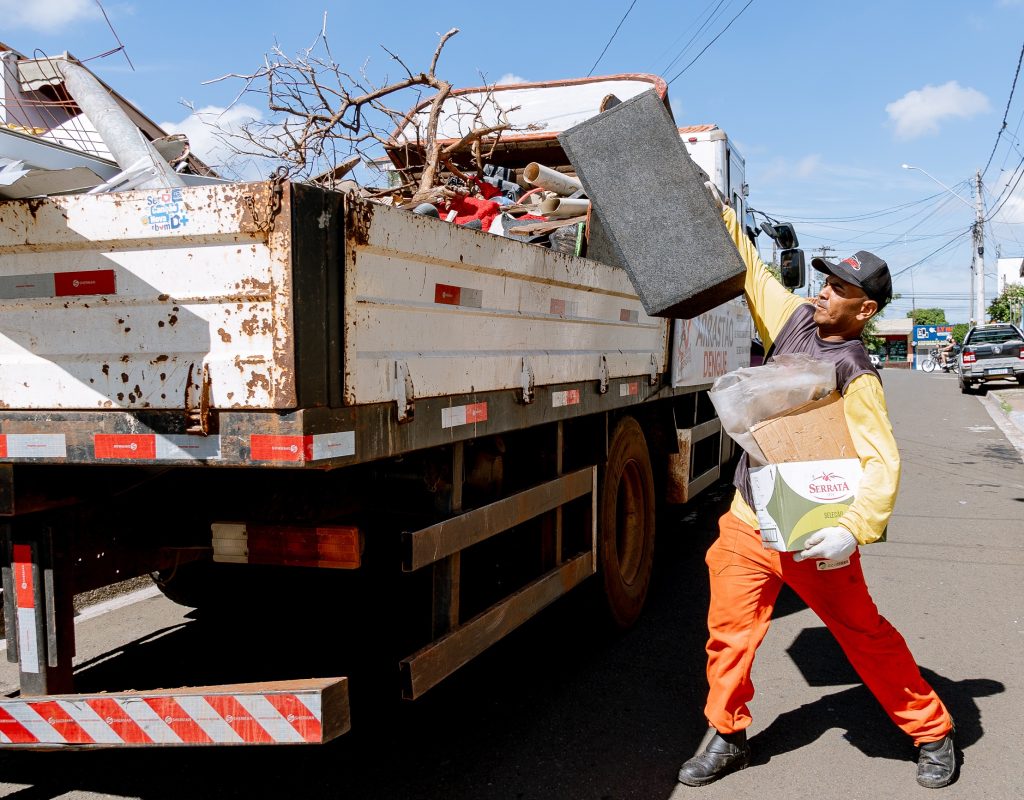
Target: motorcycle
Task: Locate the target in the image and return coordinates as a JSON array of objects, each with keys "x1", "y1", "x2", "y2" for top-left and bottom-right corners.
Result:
[{"x1": 921, "y1": 345, "x2": 960, "y2": 373}]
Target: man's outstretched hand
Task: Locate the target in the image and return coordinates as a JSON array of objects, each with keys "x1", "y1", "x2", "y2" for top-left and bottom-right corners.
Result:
[{"x1": 793, "y1": 526, "x2": 858, "y2": 562}]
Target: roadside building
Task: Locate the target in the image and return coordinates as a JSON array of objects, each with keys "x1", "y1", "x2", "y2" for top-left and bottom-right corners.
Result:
[
  {"x1": 997, "y1": 256, "x2": 1024, "y2": 293},
  {"x1": 875, "y1": 317, "x2": 914, "y2": 367}
]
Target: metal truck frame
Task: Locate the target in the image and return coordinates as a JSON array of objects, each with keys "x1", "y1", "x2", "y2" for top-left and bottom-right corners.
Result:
[{"x1": 0, "y1": 150, "x2": 747, "y2": 748}]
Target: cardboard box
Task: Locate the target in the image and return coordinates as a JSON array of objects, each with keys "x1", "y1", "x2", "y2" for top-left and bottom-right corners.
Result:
[
  {"x1": 748, "y1": 391, "x2": 863, "y2": 552},
  {"x1": 750, "y1": 391, "x2": 856, "y2": 463},
  {"x1": 749, "y1": 458, "x2": 863, "y2": 551}
]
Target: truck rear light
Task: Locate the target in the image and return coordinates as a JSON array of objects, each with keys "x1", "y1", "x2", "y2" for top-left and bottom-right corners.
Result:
[
  {"x1": 212, "y1": 523, "x2": 362, "y2": 569},
  {"x1": 962, "y1": 349, "x2": 976, "y2": 364}
]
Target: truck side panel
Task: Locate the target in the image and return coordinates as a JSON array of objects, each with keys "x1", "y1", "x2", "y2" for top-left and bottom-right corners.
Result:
[
  {"x1": 342, "y1": 198, "x2": 669, "y2": 406},
  {"x1": 0, "y1": 183, "x2": 296, "y2": 410}
]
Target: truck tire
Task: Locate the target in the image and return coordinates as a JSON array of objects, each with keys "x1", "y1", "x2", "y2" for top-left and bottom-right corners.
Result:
[
  {"x1": 151, "y1": 560, "x2": 250, "y2": 613},
  {"x1": 959, "y1": 375, "x2": 974, "y2": 395},
  {"x1": 598, "y1": 416, "x2": 656, "y2": 630}
]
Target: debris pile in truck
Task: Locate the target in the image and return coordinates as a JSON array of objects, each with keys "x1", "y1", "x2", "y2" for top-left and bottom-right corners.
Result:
[{"x1": 0, "y1": 44, "x2": 219, "y2": 197}]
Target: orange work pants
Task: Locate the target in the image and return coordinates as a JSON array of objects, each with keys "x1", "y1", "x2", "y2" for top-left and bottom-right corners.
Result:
[{"x1": 704, "y1": 511, "x2": 952, "y2": 746}]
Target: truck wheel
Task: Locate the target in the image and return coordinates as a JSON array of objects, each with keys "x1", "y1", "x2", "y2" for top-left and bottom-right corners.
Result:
[
  {"x1": 959, "y1": 376, "x2": 974, "y2": 395},
  {"x1": 598, "y1": 417, "x2": 656, "y2": 630},
  {"x1": 151, "y1": 560, "x2": 248, "y2": 612}
]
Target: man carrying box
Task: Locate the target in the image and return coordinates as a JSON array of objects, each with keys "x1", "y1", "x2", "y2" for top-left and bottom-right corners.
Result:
[{"x1": 677, "y1": 193, "x2": 956, "y2": 789}]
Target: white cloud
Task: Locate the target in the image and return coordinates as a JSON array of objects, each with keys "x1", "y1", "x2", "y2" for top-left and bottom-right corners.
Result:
[
  {"x1": 885, "y1": 81, "x2": 990, "y2": 140},
  {"x1": 0, "y1": 0, "x2": 101, "y2": 31},
  {"x1": 160, "y1": 104, "x2": 272, "y2": 181},
  {"x1": 793, "y1": 154, "x2": 822, "y2": 179},
  {"x1": 495, "y1": 73, "x2": 528, "y2": 85}
]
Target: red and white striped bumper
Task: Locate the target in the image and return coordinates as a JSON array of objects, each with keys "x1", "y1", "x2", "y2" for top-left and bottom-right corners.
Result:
[{"x1": 0, "y1": 678, "x2": 348, "y2": 748}]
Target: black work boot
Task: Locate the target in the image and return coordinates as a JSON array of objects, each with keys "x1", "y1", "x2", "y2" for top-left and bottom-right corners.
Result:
[
  {"x1": 677, "y1": 729, "x2": 751, "y2": 787},
  {"x1": 916, "y1": 731, "x2": 958, "y2": 788}
]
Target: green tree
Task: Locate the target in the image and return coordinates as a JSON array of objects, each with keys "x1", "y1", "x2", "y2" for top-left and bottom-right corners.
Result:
[
  {"x1": 906, "y1": 307, "x2": 947, "y2": 325},
  {"x1": 951, "y1": 322, "x2": 970, "y2": 343},
  {"x1": 986, "y1": 283, "x2": 1024, "y2": 324}
]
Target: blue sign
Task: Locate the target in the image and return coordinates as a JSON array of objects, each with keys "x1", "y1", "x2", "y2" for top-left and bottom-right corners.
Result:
[{"x1": 913, "y1": 325, "x2": 953, "y2": 342}]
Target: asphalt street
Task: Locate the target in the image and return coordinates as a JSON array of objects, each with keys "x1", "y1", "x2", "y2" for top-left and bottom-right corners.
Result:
[{"x1": 0, "y1": 368, "x2": 1021, "y2": 799}]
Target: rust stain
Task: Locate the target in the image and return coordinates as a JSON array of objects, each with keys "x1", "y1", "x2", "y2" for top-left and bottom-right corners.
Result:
[
  {"x1": 117, "y1": 392, "x2": 124, "y2": 401},
  {"x1": 158, "y1": 294, "x2": 170, "y2": 301},
  {"x1": 217, "y1": 328, "x2": 232, "y2": 343},
  {"x1": 101, "y1": 364, "x2": 109, "y2": 376},
  {"x1": 240, "y1": 315, "x2": 260, "y2": 336},
  {"x1": 233, "y1": 354, "x2": 266, "y2": 372},
  {"x1": 152, "y1": 354, "x2": 169, "y2": 363},
  {"x1": 246, "y1": 371, "x2": 271, "y2": 399},
  {"x1": 346, "y1": 196, "x2": 374, "y2": 246},
  {"x1": 238, "y1": 276, "x2": 271, "y2": 295},
  {"x1": 168, "y1": 315, "x2": 178, "y2": 327},
  {"x1": 120, "y1": 372, "x2": 129, "y2": 383},
  {"x1": 120, "y1": 355, "x2": 129, "y2": 363},
  {"x1": 158, "y1": 321, "x2": 165, "y2": 327}
]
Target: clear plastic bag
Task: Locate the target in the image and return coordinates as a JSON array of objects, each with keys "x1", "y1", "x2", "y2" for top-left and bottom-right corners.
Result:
[{"x1": 708, "y1": 354, "x2": 836, "y2": 465}]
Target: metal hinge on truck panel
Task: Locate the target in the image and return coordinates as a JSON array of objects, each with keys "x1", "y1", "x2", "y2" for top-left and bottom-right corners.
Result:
[
  {"x1": 519, "y1": 358, "x2": 535, "y2": 404},
  {"x1": 598, "y1": 354, "x2": 609, "y2": 394},
  {"x1": 649, "y1": 353, "x2": 659, "y2": 386},
  {"x1": 185, "y1": 362, "x2": 212, "y2": 436},
  {"x1": 393, "y1": 361, "x2": 415, "y2": 422}
]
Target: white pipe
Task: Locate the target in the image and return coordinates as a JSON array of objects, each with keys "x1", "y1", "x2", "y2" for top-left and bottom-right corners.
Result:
[
  {"x1": 523, "y1": 162, "x2": 583, "y2": 197},
  {"x1": 539, "y1": 197, "x2": 590, "y2": 218},
  {"x1": 54, "y1": 59, "x2": 184, "y2": 190}
]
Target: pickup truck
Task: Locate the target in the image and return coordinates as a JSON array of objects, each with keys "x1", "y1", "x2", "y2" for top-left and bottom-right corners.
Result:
[{"x1": 958, "y1": 322, "x2": 1024, "y2": 393}]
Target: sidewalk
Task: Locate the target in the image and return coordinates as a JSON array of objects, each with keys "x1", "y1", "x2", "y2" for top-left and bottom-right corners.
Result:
[{"x1": 978, "y1": 382, "x2": 1024, "y2": 461}]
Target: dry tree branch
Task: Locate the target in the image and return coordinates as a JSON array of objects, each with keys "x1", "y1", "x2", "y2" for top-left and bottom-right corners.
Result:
[{"x1": 196, "y1": 23, "x2": 531, "y2": 192}]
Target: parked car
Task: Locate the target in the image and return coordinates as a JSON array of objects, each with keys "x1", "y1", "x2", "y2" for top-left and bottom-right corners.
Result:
[
  {"x1": 958, "y1": 322, "x2": 1024, "y2": 394},
  {"x1": 869, "y1": 353, "x2": 883, "y2": 369}
]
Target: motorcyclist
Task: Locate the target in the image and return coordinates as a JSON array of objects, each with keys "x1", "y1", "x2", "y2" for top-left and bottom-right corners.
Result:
[{"x1": 938, "y1": 335, "x2": 957, "y2": 369}]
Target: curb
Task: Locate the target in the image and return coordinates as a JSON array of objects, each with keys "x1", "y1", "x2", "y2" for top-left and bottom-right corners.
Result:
[{"x1": 979, "y1": 392, "x2": 1024, "y2": 464}]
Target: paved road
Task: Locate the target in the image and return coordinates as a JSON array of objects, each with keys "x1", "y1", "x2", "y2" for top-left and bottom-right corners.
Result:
[{"x1": 0, "y1": 369, "x2": 1021, "y2": 799}]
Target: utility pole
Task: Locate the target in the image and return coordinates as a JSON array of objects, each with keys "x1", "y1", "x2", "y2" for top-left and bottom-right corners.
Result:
[
  {"x1": 973, "y1": 169, "x2": 985, "y2": 325},
  {"x1": 810, "y1": 246, "x2": 835, "y2": 297}
]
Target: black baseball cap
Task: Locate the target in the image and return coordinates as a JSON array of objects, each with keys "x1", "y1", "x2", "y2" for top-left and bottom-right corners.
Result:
[{"x1": 811, "y1": 251, "x2": 893, "y2": 309}]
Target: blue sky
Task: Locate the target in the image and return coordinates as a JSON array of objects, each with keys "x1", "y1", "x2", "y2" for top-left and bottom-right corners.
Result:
[{"x1": 5, "y1": 0, "x2": 1024, "y2": 323}]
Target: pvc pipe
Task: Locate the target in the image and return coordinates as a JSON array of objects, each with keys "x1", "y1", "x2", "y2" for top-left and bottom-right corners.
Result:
[
  {"x1": 523, "y1": 163, "x2": 582, "y2": 197},
  {"x1": 55, "y1": 59, "x2": 184, "y2": 190},
  {"x1": 539, "y1": 197, "x2": 590, "y2": 218}
]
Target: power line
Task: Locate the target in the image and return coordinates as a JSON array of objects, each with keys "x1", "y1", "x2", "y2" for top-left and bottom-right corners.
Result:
[
  {"x1": 666, "y1": 0, "x2": 757, "y2": 85},
  {"x1": 982, "y1": 39, "x2": 1024, "y2": 180},
  {"x1": 889, "y1": 230, "x2": 973, "y2": 280},
  {"x1": 780, "y1": 191, "x2": 947, "y2": 224},
  {"x1": 587, "y1": 0, "x2": 640, "y2": 77},
  {"x1": 660, "y1": 0, "x2": 730, "y2": 77}
]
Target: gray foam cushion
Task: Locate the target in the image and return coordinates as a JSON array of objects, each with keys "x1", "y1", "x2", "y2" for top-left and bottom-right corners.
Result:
[{"x1": 558, "y1": 89, "x2": 746, "y2": 319}]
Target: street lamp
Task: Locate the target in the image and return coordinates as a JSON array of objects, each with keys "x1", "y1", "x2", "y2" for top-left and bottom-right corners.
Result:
[{"x1": 901, "y1": 163, "x2": 986, "y2": 325}]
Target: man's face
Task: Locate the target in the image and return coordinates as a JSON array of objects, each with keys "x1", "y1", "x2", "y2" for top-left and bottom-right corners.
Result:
[{"x1": 813, "y1": 275, "x2": 878, "y2": 339}]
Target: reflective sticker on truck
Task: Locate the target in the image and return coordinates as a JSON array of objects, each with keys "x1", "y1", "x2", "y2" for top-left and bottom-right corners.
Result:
[{"x1": 0, "y1": 269, "x2": 116, "y2": 300}]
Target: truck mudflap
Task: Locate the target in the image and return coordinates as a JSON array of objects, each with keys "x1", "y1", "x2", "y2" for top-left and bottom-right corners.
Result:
[{"x1": 0, "y1": 677, "x2": 349, "y2": 748}]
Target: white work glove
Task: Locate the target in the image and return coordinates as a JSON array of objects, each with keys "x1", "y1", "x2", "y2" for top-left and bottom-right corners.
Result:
[{"x1": 793, "y1": 526, "x2": 858, "y2": 562}]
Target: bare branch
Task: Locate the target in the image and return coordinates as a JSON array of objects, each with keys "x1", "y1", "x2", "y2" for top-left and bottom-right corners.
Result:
[{"x1": 429, "y1": 29, "x2": 459, "y2": 77}]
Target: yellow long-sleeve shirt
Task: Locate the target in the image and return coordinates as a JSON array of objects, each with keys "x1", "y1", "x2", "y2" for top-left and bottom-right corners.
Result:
[{"x1": 721, "y1": 206, "x2": 899, "y2": 545}]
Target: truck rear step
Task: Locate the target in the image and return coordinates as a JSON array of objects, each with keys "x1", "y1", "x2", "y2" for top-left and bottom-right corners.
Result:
[{"x1": 0, "y1": 677, "x2": 348, "y2": 748}]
